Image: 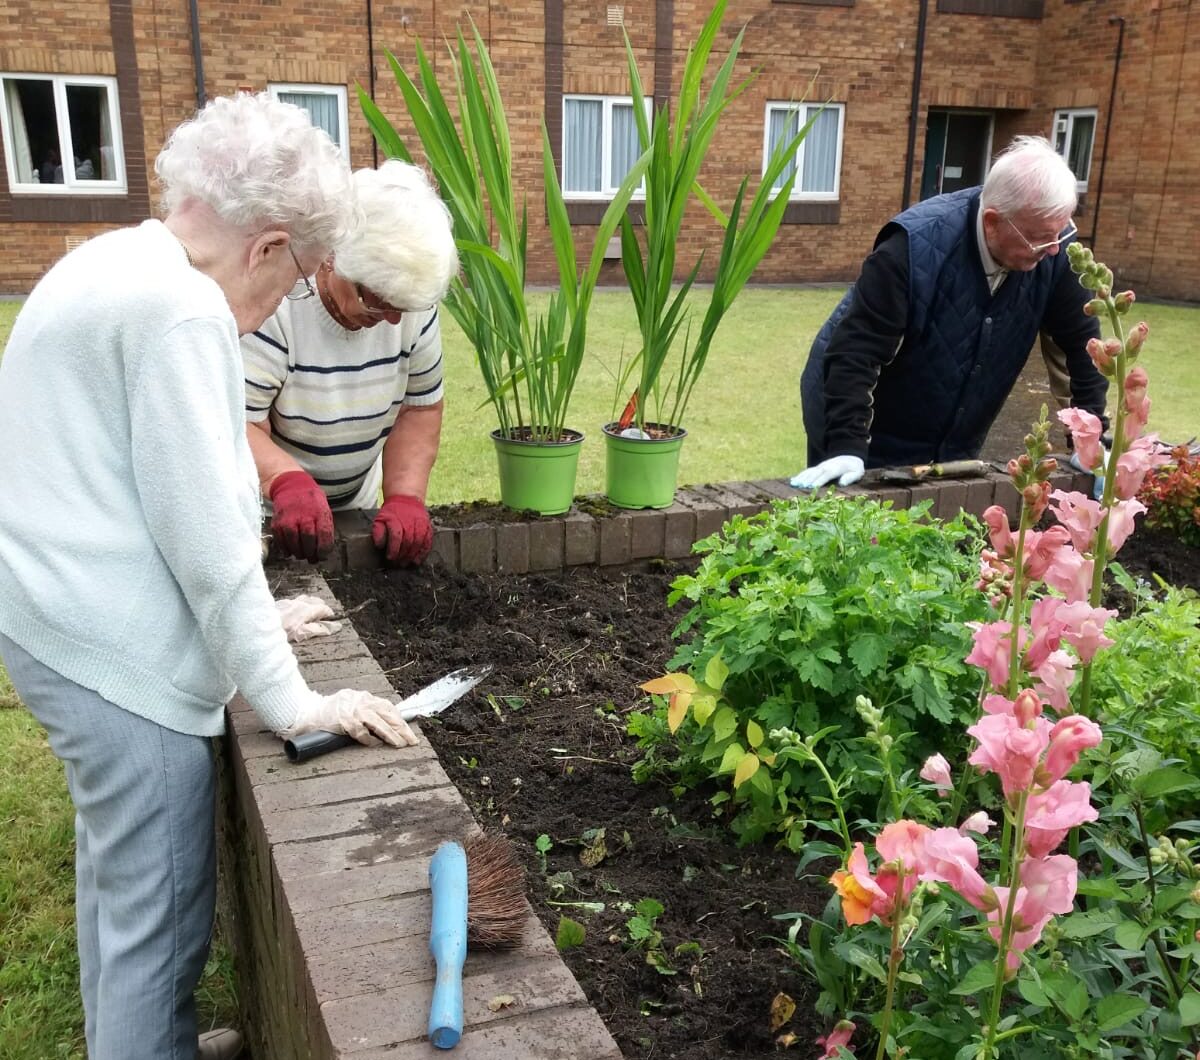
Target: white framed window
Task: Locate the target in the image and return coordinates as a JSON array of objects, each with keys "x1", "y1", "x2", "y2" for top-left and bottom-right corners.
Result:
[
  {"x1": 562, "y1": 94, "x2": 652, "y2": 200},
  {"x1": 1, "y1": 74, "x2": 126, "y2": 195},
  {"x1": 763, "y1": 101, "x2": 845, "y2": 201},
  {"x1": 1052, "y1": 108, "x2": 1096, "y2": 192},
  {"x1": 269, "y1": 83, "x2": 349, "y2": 160}
]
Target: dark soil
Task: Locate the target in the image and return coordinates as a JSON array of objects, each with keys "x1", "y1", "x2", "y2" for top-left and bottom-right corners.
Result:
[
  {"x1": 330, "y1": 561, "x2": 827, "y2": 1059},
  {"x1": 327, "y1": 496, "x2": 1197, "y2": 1060}
]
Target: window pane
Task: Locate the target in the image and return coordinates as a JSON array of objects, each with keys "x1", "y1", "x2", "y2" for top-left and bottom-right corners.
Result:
[
  {"x1": 1067, "y1": 115, "x2": 1095, "y2": 183},
  {"x1": 564, "y1": 99, "x2": 602, "y2": 193},
  {"x1": 5, "y1": 78, "x2": 56, "y2": 184},
  {"x1": 609, "y1": 103, "x2": 641, "y2": 189},
  {"x1": 801, "y1": 106, "x2": 839, "y2": 194},
  {"x1": 767, "y1": 108, "x2": 799, "y2": 191},
  {"x1": 279, "y1": 91, "x2": 341, "y2": 147},
  {"x1": 65, "y1": 83, "x2": 111, "y2": 181}
]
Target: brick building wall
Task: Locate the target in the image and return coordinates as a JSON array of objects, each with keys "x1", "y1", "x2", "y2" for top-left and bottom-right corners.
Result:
[{"x1": 1, "y1": 0, "x2": 1196, "y2": 299}]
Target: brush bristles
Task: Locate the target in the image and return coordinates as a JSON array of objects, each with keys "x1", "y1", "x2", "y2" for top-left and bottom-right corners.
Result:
[{"x1": 465, "y1": 833, "x2": 526, "y2": 949}]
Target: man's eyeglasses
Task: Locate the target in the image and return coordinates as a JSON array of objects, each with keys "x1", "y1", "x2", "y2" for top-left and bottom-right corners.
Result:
[
  {"x1": 355, "y1": 283, "x2": 434, "y2": 317},
  {"x1": 285, "y1": 245, "x2": 317, "y2": 301},
  {"x1": 1005, "y1": 217, "x2": 1078, "y2": 255}
]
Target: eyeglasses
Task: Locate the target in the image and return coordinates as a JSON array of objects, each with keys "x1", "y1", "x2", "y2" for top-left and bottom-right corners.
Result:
[
  {"x1": 355, "y1": 283, "x2": 434, "y2": 317},
  {"x1": 285, "y1": 245, "x2": 317, "y2": 301},
  {"x1": 1005, "y1": 216, "x2": 1078, "y2": 255}
]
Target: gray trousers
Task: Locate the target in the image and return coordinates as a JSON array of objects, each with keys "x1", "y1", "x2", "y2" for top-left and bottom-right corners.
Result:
[{"x1": 0, "y1": 633, "x2": 216, "y2": 1060}]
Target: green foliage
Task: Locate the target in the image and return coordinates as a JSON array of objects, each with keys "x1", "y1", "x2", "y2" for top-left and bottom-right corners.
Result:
[
  {"x1": 630, "y1": 494, "x2": 989, "y2": 845},
  {"x1": 613, "y1": 0, "x2": 809, "y2": 432},
  {"x1": 624, "y1": 897, "x2": 677, "y2": 975},
  {"x1": 363, "y1": 25, "x2": 647, "y2": 441},
  {"x1": 555, "y1": 915, "x2": 586, "y2": 951}
]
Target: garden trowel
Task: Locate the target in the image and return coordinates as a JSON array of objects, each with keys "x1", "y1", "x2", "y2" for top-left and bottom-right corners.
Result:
[
  {"x1": 872, "y1": 459, "x2": 994, "y2": 485},
  {"x1": 283, "y1": 664, "x2": 493, "y2": 762}
]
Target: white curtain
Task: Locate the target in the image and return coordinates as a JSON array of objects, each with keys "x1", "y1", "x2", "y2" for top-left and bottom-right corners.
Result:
[
  {"x1": 609, "y1": 102, "x2": 640, "y2": 189},
  {"x1": 767, "y1": 107, "x2": 799, "y2": 191},
  {"x1": 4, "y1": 80, "x2": 34, "y2": 183},
  {"x1": 564, "y1": 98, "x2": 601, "y2": 193},
  {"x1": 281, "y1": 91, "x2": 341, "y2": 147},
  {"x1": 801, "y1": 106, "x2": 840, "y2": 194}
]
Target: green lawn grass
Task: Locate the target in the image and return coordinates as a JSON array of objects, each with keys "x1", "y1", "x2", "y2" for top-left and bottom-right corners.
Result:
[{"x1": 0, "y1": 286, "x2": 1196, "y2": 1053}]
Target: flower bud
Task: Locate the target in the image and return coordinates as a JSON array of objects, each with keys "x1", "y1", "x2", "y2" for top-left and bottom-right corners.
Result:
[
  {"x1": 1125, "y1": 321, "x2": 1149, "y2": 356},
  {"x1": 1082, "y1": 298, "x2": 1107, "y2": 317},
  {"x1": 1013, "y1": 688, "x2": 1043, "y2": 727},
  {"x1": 1007, "y1": 457, "x2": 1021, "y2": 478},
  {"x1": 1037, "y1": 457, "x2": 1058, "y2": 477},
  {"x1": 1113, "y1": 289, "x2": 1136, "y2": 313}
]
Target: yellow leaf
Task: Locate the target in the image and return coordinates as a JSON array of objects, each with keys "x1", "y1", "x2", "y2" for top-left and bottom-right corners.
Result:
[
  {"x1": 640, "y1": 673, "x2": 697, "y2": 695},
  {"x1": 760, "y1": 752, "x2": 777, "y2": 767},
  {"x1": 487, "y1": 994, "x2": 517, "y2": 1012},
  {"x1": 733, "y1": 752, "x2": 760, "y2": 789},
  {"x1": 746, "y1": 720, "x2": 764, "y2": 748},
  {"x1": 667, "y1": 689, "x2": 693, "y2": 733},
  {"x1": 769, "y1": 991, "x2": 796, "y2": 1032},
  {"x1": 691, "y1": 693, "x2": 717, "y2": 726}
]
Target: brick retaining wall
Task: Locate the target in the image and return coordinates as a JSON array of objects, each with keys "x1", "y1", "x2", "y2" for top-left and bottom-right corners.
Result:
[{"x1": 221, "y1": 471, "x2": 1093, "y2": 1057}]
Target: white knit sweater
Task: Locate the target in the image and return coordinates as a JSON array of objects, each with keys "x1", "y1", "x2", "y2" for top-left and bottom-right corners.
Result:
[{"x1": 0, "y1": 220, "x2": 310, "y2": 736}]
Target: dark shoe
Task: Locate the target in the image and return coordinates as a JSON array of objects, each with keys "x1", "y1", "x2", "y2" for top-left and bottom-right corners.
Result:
[{"x1": 198, "y1": 1027, "x2": 244, "y2": 1060}]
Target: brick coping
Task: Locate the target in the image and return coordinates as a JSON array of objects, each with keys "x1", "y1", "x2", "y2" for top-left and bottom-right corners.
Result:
[
  {"x1": 312, "y1": 470, "x2": 1094, "y2": 576},
  {"x1": 223, "y1": 471, "x2": 1094, "y2": 1057}
]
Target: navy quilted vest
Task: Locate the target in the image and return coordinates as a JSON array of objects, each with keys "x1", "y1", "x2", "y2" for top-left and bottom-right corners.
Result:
[{"x1": 804, "y1": 188, "x2": 1068, "y2": 466}]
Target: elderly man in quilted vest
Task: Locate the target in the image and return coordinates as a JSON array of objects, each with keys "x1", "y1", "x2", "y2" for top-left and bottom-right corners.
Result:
[{"x1": 793, "y1": 135, "x2": 1108, "y2": 490}]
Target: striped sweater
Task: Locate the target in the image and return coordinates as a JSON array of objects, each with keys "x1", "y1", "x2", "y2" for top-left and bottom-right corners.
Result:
[{"x1": 242, "y1": 297, "x2": 444, "y2": 508}]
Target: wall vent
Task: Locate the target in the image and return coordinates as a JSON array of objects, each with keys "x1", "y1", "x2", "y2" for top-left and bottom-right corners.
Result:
[
  {"x1": 65, "y1": 237, "x2": 87, "y2": 253},
  {"x1": 607, "y1": 5, "x2": 624, "y2": 27}
]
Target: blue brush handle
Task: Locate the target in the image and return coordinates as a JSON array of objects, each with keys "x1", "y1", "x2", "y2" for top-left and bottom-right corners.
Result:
[{"x1": 428, "y1": 841, "x2": 469, "y2": 1049}]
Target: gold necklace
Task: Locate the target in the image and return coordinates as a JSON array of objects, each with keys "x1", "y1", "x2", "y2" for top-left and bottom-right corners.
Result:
[
  {"x1": 317, "y1": 266, "x2": 361, "y2": 332},
  {"x1": 177, "y1": 238, "x2": 195, "y2": 268}
]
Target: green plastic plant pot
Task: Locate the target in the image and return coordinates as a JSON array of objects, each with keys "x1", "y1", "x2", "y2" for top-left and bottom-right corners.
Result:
[
  {"x1": 491, "y1": 428, "x2": 584, "y2": 516},
  {"x1": 603, "y1": 422, "x2": 687, "y2": 510}
]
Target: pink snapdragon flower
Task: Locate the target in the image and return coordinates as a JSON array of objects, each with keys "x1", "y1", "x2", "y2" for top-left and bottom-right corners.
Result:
[
  {"x1": 1031, "y1": 649, "x2": 1076, "y2": 713},
  {"x1": 1025, "y1": 597, "x2": 1065, "y2": 671},
  {"x1": 1058, "y1": 408, "x2": 1104, "y2": 471},
  {"x1": 1106, "y1": 498, "x2": 1147, "y2": 555},
  {"x1": 1023, "y1": 526, "x2": 1072, "y2": 580},
  {"x1": 966, "y1": 621, "x2": 1018, "y2": 690},
  {"x1": 1042, "y1": 715, "x2": 1104, "y2": 785},
  {"x1": 1054, "y1": 601, "x2": 1116, "y2": 663},
  {"x1": 1043, "y1": 548, "x2": 1095, "y2": 604},
  {"x1": 987, "y1": 855, "x2": 1078, "y2": 969},
  {"x1": 817, "y1": 1020, "x2": 856, "y2": 1058},
  {"x1": 919, "y1": 827, "x2": 995, "y2": 911},
  {"x1": 982, "y1": 505, "x2": 1014, "y2": 555},
  {"x1": 1114, "y1": 435, "x2": 1170, "y2": 500},
  {"x1": 1049, "y1": 490, "x2": 1105, "y2": 552},
  {"x1": 1024, "y1": 780, "x2": 1098, "y2": 857},
  {"x1": 920, "y1": 754, "x2": 953, "y2": 795},
  {"x1": 1123, "y1": 365, "x2": 1151, "y2": 441},
  {"x1": 967, "y1": 713, "x2": 1052, "y2": 797},
  {"x1": 831, "y1": 843, "x2": 890, "y2": 926},
  {"x1": 959, "y1": 811, "x2": 995, "y2": 836}
]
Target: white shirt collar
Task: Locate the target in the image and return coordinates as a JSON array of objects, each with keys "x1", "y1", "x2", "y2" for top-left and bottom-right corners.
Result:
[{"x1": 976, "y1": 207, "x2": 1008, "y2": 294}]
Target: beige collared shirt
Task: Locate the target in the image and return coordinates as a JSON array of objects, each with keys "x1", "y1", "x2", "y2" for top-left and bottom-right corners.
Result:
[{"x1": 976, "y1": 208, "x2": 1008, "y2": 294}]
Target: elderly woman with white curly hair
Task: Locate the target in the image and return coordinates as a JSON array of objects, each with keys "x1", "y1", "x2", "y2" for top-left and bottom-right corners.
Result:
[
  {"x1": 0, "y1": 94, "x2": 422, "y2": 1060},
  {"x1": 243, "y1": 159, "x2": 458, "y2": 566}
]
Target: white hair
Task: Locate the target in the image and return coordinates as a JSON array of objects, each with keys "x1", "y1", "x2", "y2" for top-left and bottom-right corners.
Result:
[
  {"x1": 332, "y1": 160, "x2": 458, "y2": 311},
  {"x1": 980, "y1": 135, "x2": 1078, "y2": 220},
  {"x1": 154, "y1": 92, "x2": 355, "y2": 253}
]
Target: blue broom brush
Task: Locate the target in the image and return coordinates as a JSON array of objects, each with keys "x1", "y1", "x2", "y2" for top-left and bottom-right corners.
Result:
[{"x1": 428, "y1": 834, "x2": 525, "y2": 1049}]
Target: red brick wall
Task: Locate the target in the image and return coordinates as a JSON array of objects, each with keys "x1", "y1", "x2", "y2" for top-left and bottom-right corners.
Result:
[{"x1": 1, "y1": 0, "x2": 1196, "y2": 300}]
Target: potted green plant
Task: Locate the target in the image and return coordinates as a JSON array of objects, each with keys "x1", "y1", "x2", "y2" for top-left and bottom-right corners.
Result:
[
  {"x1": 604, "y1": 0, "x2": 816, "y2": 509},
  {"x1": 360, "y1": 25, "x2": 648, "y2": 515}
]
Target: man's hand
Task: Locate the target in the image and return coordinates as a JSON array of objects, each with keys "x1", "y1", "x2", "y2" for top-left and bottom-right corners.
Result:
[
  {"x1": 269, "y1": 470, "x2": 335, "y2": 563},
  {"x1": 279, "y1": 689, "x2": 419, "y2": 747},
  {"x1": 1069, "y1": 447, "x2": 1109, "y2": 502},
  {"x1": 276, "y1": 594, "x2": 342, "y2": 642},
  {"x1": 373, "y1": 494, "x2": 434, "y2": 565},
  {"x1": 790, "y1": 455, "x2": 866, "y2": 490}
]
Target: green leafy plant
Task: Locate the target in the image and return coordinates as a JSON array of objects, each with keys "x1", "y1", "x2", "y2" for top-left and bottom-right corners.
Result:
[
  {"x1": 624, "y1": 897, "x2": 677, "y2": 975},
  {"x1": 1137, "y1": 444, "x2": 1200, "y2": 547},
  {"x1": 361, "y1": 25, "x2": 648, "y2": 442},
  {"x1": 630, "y1": 494, "x2": 989, "y2": 846},
  {"x1": 612, "y1": 0, "x2": 815, "y2": 434}
]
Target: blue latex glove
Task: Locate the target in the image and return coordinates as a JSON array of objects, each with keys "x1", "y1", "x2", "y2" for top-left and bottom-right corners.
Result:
[
  {"x1": 790, "y1": 454, "x2": 866, "y2": 490},
  {"x1": 1069, "y1": 447, "x2": 1109, "y2": 501}
]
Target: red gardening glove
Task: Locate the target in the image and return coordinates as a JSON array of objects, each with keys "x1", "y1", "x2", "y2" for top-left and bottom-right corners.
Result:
[
  {"x1": 372, "y1": 494, "x2": 434, "y2": 565},
  {"x1": 269, "y1": 470, "x2": 335, "y2": 563}
]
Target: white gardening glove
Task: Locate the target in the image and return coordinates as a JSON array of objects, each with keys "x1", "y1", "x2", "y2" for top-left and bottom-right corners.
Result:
[
  {"x1": 276, "y1": 594, "x2": 343, "y2": 643},
  {"x1": 1069, "y1": 446, "x2": 1109, "y2": 501},
  {"x1": 279, "y1": 688, "x2": 419, "y2": 747},
  {"x1": 790, "y1": 454, "x2": 866, "y2": 490}
]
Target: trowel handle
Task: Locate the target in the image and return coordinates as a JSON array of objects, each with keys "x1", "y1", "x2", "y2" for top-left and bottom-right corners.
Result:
[{"x1": 428, "y1": 841, "x2": 469, "y2": 1049}]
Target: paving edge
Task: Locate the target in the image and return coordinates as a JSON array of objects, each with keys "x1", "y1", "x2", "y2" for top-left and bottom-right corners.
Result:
[
  {"x1": 224, "y1": 468, "x2": 1095, "y2": 1056},
  {"x1": 218, "y1": 564, "x2": 623, "y2": 1060},
  {"x1": 296, "y1": 470, "x2": 1094, "y2": 577}
]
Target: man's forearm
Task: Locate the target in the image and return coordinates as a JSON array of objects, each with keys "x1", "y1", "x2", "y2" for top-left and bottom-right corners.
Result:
[
  {"x1": 381, "y1": 402, "x2": 444, "y2": 502},
  {"x1": 246, "y1": 420, "x2": 304, "y2": 495}
]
